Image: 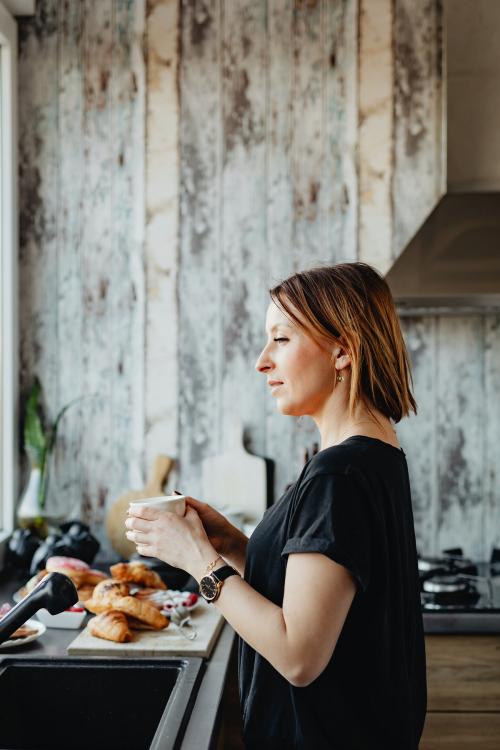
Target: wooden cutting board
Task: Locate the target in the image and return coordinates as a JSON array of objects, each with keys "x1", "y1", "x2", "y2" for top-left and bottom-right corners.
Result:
[
  {"x1": 67, "y1": 600, "x2": 224, "y2": 658},
  {"x1": 201, "y1": 415, "x2": 270, "y2": 524}
]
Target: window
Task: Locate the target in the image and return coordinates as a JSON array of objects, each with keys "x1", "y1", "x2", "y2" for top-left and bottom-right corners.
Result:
[{"x1": 0, "y1": 1, "x2": 18, "y2": 566}]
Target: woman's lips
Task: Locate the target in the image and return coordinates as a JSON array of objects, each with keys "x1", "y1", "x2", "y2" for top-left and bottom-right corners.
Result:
[{"x1": 269, "y1": 381, "x2": 283, "y2": 393}]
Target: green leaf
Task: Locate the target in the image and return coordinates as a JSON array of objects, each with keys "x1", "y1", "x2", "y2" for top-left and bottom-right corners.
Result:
[
  {"x1": 24, "y1": 379, "x2": 47, "y2": 468},
  {"x1": 47, "y1": 394, "x2": 89, "y2": 454}
]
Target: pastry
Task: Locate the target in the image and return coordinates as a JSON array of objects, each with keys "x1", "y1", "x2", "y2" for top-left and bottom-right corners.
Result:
[
  {"x1": 81, "y1": 569, "x2": 107, "y2": 586},
  {"x1": 8, "y1": 624, "x2": 39, "y2": 639},
  {"x1": 92, "y1": 579, "x2": 130, "y2": 601},
  {"x1": 75, "y1": 585, "x2": 94, "y2": 603},
  {"x1": 46, "y1": 556, "x2": 90, "y2": 586},
  {"x1": 110, "y1": 562, "x2": 167, "y2": 590},
  {"x1": 126, "y1": 616, "x2": 159, "y2": 631},
  {"x1": 133, "y1": 587, "x2": 172, "y2": 610},
  {"x1": 84, "y1": 598, "x2": 111, "y2": 614},
  {"x1": 85, "y1": 593, "x2": 169, "y2": 630},
  {"x1": 88, "y1": 611, "x2": 132, "y2": 643}
]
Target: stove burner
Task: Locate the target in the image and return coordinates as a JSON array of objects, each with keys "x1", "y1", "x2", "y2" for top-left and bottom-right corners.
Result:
[
  {"x1": 418, "y1": 552, "x2": 478, "y2": 579},
  {"x1": 418, "y1": 548, "x2": 498, "y2": 611},
  {"x1": 423, "y1": 576, "x2": 469, "y2": 594},
  {"x1": 421, "y1": 575, "x2": 481, "y2": 607}
]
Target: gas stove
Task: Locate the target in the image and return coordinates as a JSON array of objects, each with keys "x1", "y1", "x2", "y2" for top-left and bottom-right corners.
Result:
[{"x1": 418, "y1": 547, "x2": 500, "y2": 633}]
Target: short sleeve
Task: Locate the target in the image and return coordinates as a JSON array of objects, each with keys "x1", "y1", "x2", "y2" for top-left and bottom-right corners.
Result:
[{"x1": 281, "y1": 472, "x2": 372, "y2": 593}]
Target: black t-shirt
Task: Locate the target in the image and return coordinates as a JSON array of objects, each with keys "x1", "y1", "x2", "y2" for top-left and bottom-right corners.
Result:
[{"x1": 238, "y1": 435, "x2": 427, "y2": 750}]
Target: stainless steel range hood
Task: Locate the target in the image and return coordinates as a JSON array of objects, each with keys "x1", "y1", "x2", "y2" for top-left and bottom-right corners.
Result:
[{"x1": 386, "y1": 0, "x2": 500, "y2": 315}]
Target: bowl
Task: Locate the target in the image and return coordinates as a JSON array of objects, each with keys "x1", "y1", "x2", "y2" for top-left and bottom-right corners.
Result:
[{"x1": 35, "y1": 606, "x2": 87, "y2": 629}]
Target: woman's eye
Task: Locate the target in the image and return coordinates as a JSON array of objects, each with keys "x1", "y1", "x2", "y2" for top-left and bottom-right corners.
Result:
[{"x1": 273, "y1": 338, "x2": 288, "y2": 343}]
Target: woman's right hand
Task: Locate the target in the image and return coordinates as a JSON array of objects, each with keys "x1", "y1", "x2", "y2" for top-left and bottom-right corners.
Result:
[{"x1": 183, "y1": 496, "x2": 238, "y2": 558}]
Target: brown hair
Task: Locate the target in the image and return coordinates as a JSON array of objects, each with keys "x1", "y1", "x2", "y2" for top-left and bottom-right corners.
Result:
[{"x1": 269, "y1": 262, "x2": 417, "y2": 424}]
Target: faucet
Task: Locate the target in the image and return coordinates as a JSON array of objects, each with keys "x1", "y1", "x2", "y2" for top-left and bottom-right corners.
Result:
[{"x1": 0, "y1": 572, "x2": 78, "y2": 645}]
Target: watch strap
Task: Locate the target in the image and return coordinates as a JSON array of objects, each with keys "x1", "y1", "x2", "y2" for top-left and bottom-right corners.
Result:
[{"x1": 211, "y1": 565, "x2": 239, "y2": 583}]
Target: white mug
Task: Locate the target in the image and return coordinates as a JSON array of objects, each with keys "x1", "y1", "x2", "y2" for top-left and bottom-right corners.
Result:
[{"x1": 129, "y1": 494, "x2": 186, "y2": 516}]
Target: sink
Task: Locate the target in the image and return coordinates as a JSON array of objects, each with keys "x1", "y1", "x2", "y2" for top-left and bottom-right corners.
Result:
[{"x1": 0, "y1": 657, "x2": 205, "y2": 750}]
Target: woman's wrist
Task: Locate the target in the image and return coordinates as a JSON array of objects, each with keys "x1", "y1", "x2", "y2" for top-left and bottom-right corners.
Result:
[{"x1": 191, "y1": 544, "x2": 222, "y2": 585}]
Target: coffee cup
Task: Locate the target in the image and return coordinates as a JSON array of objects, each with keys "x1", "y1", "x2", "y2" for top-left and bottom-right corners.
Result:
[{"x1": 129, "y1": 495, "x2": 186, "y2": 516}]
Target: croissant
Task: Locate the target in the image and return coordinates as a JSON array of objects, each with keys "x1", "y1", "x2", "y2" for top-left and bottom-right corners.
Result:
[
  {"x1": 110, "y1": 562, "x2": 167, "y2": 590},
  {"x1": 92, "y1": 579, "x2": 130, "y2": 601},
  {"x1": 84, "y1": 598, "x2": 110, "y2": 614},
  {"x1": 75, "y1": 584, "x2": 95, "y2": 603},
  {"x1": 80, "y1": 569, "x2": 108, "y2": 586},
  {"x1": 85, "y1": 594, "x2": 169, "y2": 630},
  {"x1": 127, "y1": 616, "x2": 160, "y2": 631},
  {"x1": 88, "y1": 611, "x2": 132, "y2": 643}
]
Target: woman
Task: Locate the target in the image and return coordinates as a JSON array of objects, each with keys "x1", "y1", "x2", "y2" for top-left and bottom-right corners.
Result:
[{"x1": 126, "y1": 262, "x2": 427, "y2": 750}]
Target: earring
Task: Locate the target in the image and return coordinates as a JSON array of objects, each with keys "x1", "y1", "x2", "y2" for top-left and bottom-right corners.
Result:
[{"x1": 336, "y1": 374, "x2": 344, "y2": 382}]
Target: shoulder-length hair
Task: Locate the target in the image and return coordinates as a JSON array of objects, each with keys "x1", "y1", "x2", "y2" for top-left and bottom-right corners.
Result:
[{"x1": 269, "y1": 262, "x2": 417, "y2": 423}]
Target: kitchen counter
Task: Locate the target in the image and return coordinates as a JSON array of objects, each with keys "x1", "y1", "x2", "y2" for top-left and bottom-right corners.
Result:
[
  {"x1": 0, "y1": 570, "x2": 237, "y2": 750},
  {"x1": 423, "y1": 610, "x2": 500, "y2": 633}
]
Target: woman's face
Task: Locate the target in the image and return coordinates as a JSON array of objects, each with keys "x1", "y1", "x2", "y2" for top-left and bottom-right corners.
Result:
[{"x1": 255, "y1": 300, "x2": 337, "y2": 417}]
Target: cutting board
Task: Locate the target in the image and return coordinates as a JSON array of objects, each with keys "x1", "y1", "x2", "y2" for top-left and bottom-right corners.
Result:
[
  {"x1": 105, "y1": 455, "x2": 174, "y2": 559},
  {"x1": 201, "y1": 415, "x2": 269, "y2": 524},
  {"x1": 67, "y1": 600, "x2": 224, "y2": 658}
]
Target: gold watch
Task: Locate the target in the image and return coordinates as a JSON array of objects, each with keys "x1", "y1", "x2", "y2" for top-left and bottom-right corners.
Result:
[{"x1": 199, "y1": 565, "x2": 239, "y2": 602}]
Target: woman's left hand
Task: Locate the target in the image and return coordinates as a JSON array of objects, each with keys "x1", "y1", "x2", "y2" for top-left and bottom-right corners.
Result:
[{"x1": 125, "y1": 505, "x2": 217, "y2": 582}]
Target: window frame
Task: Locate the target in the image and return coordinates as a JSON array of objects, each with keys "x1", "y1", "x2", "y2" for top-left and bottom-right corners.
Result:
[{"x1": 0, "y1": 1, "x2": 18, "y2": 567}]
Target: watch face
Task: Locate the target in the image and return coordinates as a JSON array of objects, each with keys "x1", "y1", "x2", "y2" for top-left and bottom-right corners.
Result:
[{"x1": 200, "y1": 575, "x2": 218, "y2": 600}]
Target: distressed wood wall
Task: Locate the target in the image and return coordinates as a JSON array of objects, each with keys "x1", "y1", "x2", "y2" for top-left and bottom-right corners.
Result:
[
  {"x1": 398, "y1": 315, "x2": 500, "y2": 559},
  {"x1": 359, "y1": 0, "x2": 444, "y2": 272},
  {"x1": 178, "y1": 0, "x2": 358, "y2": 514},
  {"x1": 17, "y1": 0, "x2": 500, "y2": 561},
  {"x1": 18, "y1": 0, "x2": 147, "y2": 557}
]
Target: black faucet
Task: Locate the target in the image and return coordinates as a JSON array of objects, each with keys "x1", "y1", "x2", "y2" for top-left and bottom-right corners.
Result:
[{"x1": 0, "y1": 572, "x2": 78, "y2": 645}]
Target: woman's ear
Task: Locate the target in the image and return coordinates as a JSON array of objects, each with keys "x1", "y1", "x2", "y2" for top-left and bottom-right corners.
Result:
[{"x1": 334, "y1": 347, "x2": 351, "y2": 371}]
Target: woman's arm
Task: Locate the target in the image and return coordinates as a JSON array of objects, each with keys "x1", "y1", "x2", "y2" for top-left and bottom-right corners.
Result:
[
  {"x1": 126, "y1": 501, "x2": 356, "y2": 686},
  {"x1": 220, "y1": 526, "x2": 248, "y2": 576},
  {"x1": 193, "y1": 547, "x2": 357, "y2": 687}
]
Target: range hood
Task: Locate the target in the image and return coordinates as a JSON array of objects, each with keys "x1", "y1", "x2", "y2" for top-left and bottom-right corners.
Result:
[{"x1": 386, "y1": 0, "x2": 500, "y2": 315}]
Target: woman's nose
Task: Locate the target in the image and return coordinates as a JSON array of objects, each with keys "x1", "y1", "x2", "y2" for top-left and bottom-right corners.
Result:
[{"x1": 255, "y1": 346, "x2": 272, "y2": 373}]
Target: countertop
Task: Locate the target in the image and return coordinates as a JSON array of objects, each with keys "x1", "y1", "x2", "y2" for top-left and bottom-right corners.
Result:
[
  {"x1": 0, "y1": 569, "x2": 236, "y2": 750},
  {"x1": 423, "y1": 610, "x2": 500, "y2": 634}
]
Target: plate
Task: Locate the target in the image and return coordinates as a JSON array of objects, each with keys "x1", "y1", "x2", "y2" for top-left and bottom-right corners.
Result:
[{"x1": 0, "y1": 619, "x2": 46, "y2": 649}]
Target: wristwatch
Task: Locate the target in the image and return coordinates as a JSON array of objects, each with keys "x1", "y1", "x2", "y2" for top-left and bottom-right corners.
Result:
[{"x1": 199, "y1": 565, "x2": 240, "y2": 603}]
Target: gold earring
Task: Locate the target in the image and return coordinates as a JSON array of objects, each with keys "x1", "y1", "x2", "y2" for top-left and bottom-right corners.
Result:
[{"x1": 336, "y1": 374, "x2": 344, "y2": 382}]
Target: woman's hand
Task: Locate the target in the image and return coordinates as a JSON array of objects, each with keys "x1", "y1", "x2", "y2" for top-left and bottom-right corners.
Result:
[
  {"x1": 183, "y1": 496, "x2": 239, "y2": 557},
  {"x1": 125, "y1": 504, "x2": 218, "y2": 582}
]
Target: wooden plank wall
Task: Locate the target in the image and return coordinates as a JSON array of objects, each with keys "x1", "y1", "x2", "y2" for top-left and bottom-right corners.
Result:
[
  {"x1": 178, "y1": 0, "x2": 358, "y2": 505},
  {"x1": 18, "y1": 0, "x2": 146, "y2": 556},
  {"x1": 358, "y1": 0, "x2": 445, "y2": 273},
  {"x1": 398, "y1": 315, "x2": 500, "y2": 560},
  {"x1": 17, "y1": 0, "x2": 500, "y2": 561},
  {"x1": 392, "y1": 0, "x2": 445, "y2": 258},
  {"x1": 145, "y1": 0, "x2": 180, "y2": 476}
]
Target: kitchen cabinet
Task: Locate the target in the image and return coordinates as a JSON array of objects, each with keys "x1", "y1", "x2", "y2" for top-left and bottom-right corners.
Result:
[{"x1": 420, "y1": 634, "x2": 500, "y2": 749}]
